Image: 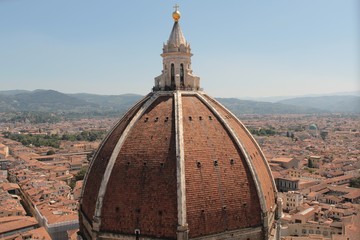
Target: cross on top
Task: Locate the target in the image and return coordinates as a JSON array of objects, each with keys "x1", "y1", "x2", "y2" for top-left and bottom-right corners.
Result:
[{"x1": 173, "y1": 4, "x2": 179, "y2": 12}]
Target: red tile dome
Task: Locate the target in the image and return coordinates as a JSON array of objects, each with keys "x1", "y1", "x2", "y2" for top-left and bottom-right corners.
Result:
[
  {"x1": 79, "y1": 6, "x2": 278, "y2": 240},
  {"x1": 79, "y1": 92, "x2": 277, "y2": 240}
]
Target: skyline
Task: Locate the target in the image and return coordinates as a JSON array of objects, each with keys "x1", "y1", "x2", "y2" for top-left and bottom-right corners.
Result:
[{"x1": 0, "y1": 1, "x2": 359, "y2": 98}]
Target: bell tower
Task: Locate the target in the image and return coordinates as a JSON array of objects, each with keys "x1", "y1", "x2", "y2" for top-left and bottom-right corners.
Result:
[{"x1": 154, "y1": 5, "x2": 200, "y2": 91}]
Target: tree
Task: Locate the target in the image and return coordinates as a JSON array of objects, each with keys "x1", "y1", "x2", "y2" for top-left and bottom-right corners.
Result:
[
  {"x1": 308, "y1": 159, "x2": 314, "y2": 168},
  {"x1": 320, "y1": 131, "x2": 328, "y2": 141},
  {"x1": 350, "y1": 177, "x2": 360, "y2": 188},
  {"x1": 75, "y1": 167, "x2": 88, "y2": 181},
  {"x1": 87, "y1": 150, "x2": 96, "y2": 162},
  {"x1": 46, "y1": 150, "x2": 55, "y2": 155},
  {"x1": 69, "y1": 167, "x2": 88, "y2": 189}
]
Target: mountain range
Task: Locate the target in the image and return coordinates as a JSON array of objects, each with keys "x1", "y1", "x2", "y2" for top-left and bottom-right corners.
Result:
[{"x1": 0, "y1": 89, "x2": 358, "y2": 115}]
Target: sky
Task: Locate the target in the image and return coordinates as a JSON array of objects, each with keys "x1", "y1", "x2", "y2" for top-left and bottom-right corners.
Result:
[{"x1": 0, "y1": 0, "x2": 359, "y2": 98}]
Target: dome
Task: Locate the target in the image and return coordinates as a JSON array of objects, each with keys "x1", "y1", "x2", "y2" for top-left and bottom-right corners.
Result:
[
  {"x1": 79, "y1": 92, "x2": 277, "y2": 240},
  {"x1": 79, "y1": 6, "x2": 278, "y2": 240},
  {"x1": 309, "y1": 124, "x2": 318, "y2": 130}
]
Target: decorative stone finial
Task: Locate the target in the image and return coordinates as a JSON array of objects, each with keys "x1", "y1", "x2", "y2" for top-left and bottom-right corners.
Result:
[{"x1": 172, "y1": 4, "x2": 181, "y2": 22}]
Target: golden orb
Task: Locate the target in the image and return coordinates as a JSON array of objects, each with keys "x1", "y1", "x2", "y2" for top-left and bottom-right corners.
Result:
[{"x1": 172, "y1": 10, "x2": 181, "y2": 22}]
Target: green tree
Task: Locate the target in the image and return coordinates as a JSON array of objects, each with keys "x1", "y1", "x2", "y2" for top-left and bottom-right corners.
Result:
[
  {"x1": 87, "y1": 150, "x2": 96, "y2": 162},
  {"x1": 320, "y1": 131, "x2": 328, "y2": 141},
  {"x1": 69, "y1": 167, "x2": 89, "y2": 189},
  {"x1": 75, "y1": 167, "x2": 88, "y2": 181},
  {"x1": 350, "y1": 177, "x2": 360, "y2": 188},
  {"x1": 308, "y1": 159, "x2": 314, "y2": 168},
  {"x1": 290, "y1": 133, "x2": 295, "y2": 139},
  {"x1": 46, "y1": 150, "x2": 55, "y2": 155}
]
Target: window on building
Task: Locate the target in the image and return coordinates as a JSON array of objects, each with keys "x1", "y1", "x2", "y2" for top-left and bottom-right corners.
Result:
[
  {"x1": 180, "y1": 63, "x2": 184, "y2": 86},
  {"x1": 171, "y1": 63, "x2": 175, "y2": 87}
]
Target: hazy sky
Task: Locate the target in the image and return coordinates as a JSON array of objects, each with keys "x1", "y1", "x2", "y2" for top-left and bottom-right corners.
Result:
[{"x1": 0, "y1": 0, "x2": 359, "y2": 98}]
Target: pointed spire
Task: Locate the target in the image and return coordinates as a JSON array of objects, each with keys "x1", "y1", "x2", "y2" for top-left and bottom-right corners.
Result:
[
  {"x1": 168, "y1": 22, "x2": 186, "y2": 47},
  {"x1": 168, "y1": 5, "x2": 186, "y2": 47}
]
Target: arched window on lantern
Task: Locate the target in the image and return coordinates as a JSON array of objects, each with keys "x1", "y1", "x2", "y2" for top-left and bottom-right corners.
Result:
[
  {"x1": 180, "y1": 63, "x2": 184, "y2": 87},
  {"x1": 171, "y1": 63, "x2": 175, "y2": 88}
]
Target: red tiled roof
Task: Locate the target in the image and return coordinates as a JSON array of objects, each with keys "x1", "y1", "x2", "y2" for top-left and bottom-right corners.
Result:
[
  {"x1": 100, "y1": 95, "x2": 178, "y2": 238},
  {"x1": 81, "y1": 95, "x2": 151, "y2": 222},
  {"x1": 80, "y1": 92, "x2": 275, "y2": 239},
  {"x1": 0, "y1": 216, "x2": 38, "y2": 234},
  {"x1": 182, "y1": 95, "x2": 262, "y2": 237},
  {"x1": 204, "y1": 95, "x2": 276, "y2": 211}
]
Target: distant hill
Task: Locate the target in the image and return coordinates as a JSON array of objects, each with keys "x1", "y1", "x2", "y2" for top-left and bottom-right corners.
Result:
[
  {"x1": 217, "y1": 98, "x2": 324, "y2": 115},
  {"x1": 0, "y1": 90, "x2": 31, "y2": 95},
  {"x1": 0, "y1": 89, "x2": 358, "y2": 114},
  {"x1": 0, "y1": 90, "x2": 97, "y2": 112},
  {"x1": 241, "y1": 91, "x2": 360, "y2": 103},
  {"x1": 70, "y1": 93, "x2": 143, "y2": 112},
  {"x1": 71, "y1": 94, "x2": 328, "y2": 114},
  {"x1": 277, "y1": 96, "x2": 360, "y2": 113}
]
